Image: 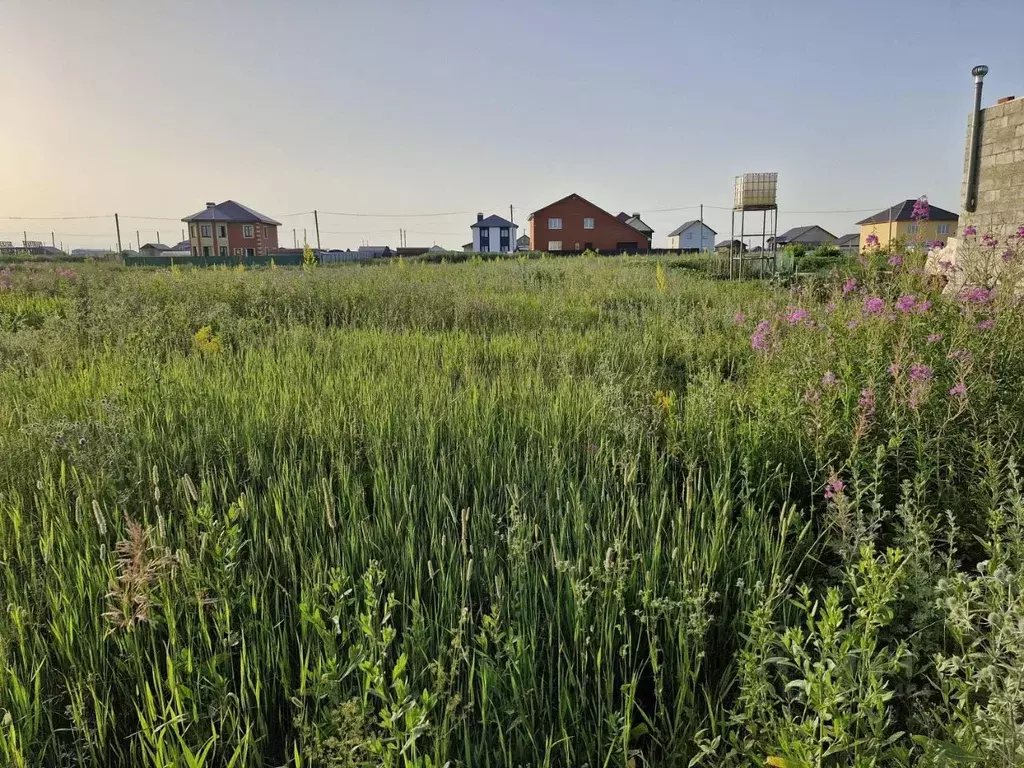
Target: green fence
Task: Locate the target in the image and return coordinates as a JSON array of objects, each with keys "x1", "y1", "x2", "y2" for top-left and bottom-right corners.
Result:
[{"x1": 123, "y1": 253, "x2": 304, "y2": 268}]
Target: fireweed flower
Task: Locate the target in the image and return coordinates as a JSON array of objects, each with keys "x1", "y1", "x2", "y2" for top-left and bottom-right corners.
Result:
[
  {"x1": 842, "y1": 277, "x2": 858, "y2": 295},
  {"x1": 912, "y1": 196, "x2": 930, "y2": 220},
  {"x1": 824, "y1": 474, "x2": 845, "y2": 500},
  {"x1": 785, "y1": 307, "x2": 809, "y2": 325},
  {"x1": 915, "y1": 299, "x2": 932, "y2": 314},
  {"x1": 977, "y1": 319, "x2": 995, "y2": 331},
  {"x1": 1017, "y1": 225, "x2": 1024, "y2": 239},
  {"x1": 927, "y1": 333, "x2": 943, "y2": 344},
  {"x1": 822, "y1": 371, "x2": 838, "y2": 386},
  {"x1": 1002, "y1": 249, "x2": 1015, "y2": 263},
  {"x1": 895, "y1": 294, "x2": 917, "y2": 313},
  {"x1": 734, "y1": 312, "x2": 745, "y2": 324},
  {"x1": 750, "y1": 320, "x2": 770, "y2": 351},
  {"x1": 949, "y1": 382, "x2": 967, "y2": 397},
  {"x1": 961, "y1": 286, "x2": 993, "y2": 304},
  {"x1": 858, "y1": 388, "x2": 876, "y2": 417},
  {"x1": 866, "y1": 233, "x2": 880, "y2": 247},
  {"x1": 826, "y1": 302, "x2": 837, "y2": 313},
  {"x1": 888, "y1": 254, "x2": 904, "y2": 267},
  {"x1": 982, "y1": 234, "x2": 998, "y2": 248},
  {"x1": 909, "y1": 363, "x2": 933, "y2": 382},
  {"x1": 948, "y1": 348, "x2": 973, "y2": 363},
  {"x1": 847, "y1": 320, "x2": 859, "y2": 329},
  {"x1": 888, "y1": 363, "x2": 900, "y2": 377},
  {"x1": 963, "y1": 225, "x2": 977, "y2": 236},
  {"x1": 863, "y1": 296, "x2": 885, "y2": 314}
]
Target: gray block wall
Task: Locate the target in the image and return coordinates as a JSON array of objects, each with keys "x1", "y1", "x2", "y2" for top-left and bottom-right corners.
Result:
[{"x1": 962, "y1": 98, "x2": 1024, "y2": 239}]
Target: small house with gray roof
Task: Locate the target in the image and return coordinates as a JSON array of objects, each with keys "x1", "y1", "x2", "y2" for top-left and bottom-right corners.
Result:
[
  {"x1": 471, "y1": 212, "x2": 518, "y2": 253},
  {"x1": 667, "y1": 220, "x2": 717, "y2": 252},
  {"x1": 771, "y1": 225, "x2": 837, "y2": 250}
]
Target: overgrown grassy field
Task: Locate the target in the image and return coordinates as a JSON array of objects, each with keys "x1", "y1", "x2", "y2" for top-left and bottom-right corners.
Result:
[{"x1": 1, "y1": 242, "x2": 1023, "y2": 766}]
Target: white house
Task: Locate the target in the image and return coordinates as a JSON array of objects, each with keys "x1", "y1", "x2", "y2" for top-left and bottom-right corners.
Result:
[
  {"x1": 470, "y1": 213, "x2": 517, "y2": 253},
  {"x1": 667, "y1": 220, "x2": 717, "y2": 251}
]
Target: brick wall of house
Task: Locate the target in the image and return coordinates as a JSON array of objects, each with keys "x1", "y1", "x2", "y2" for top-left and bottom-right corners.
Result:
[
  {"x1": 529, "y1": 195, "x2": 651, "y2": 253},
  {"x1": 225, "y1": 223, "x2": 279, "y2": 257}
]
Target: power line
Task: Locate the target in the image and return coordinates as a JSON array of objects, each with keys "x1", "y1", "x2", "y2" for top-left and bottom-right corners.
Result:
[
  {"x1": 0, "y1": 214, "x2": 110, "y2": 220},
  {"x1": 319, "y1": 209, "x2": 482, "y2": 219}
]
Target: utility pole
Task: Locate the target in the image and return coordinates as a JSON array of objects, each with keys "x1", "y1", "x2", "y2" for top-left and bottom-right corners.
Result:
[
  {"x1": 293, "y1": 228, "x2": 297, "y2": 248},
  {"x1": 699, "y1": 204, "x2": 704, "y2": 252},
  {"x1": 314, "y1": 209, "x2": 321, "y2": 254},
  {"x1": 181, "y1": 228, "x2": 185, "y2": 244},
  {"x1": 22, "y1": 230, "x2": 27, "y2": 246},
  {"x1": 51, "y1": 232, "x2": 55, "y2": 247},
  {"x1": 115, "y1": 213, "x2": 122, "y2": 254},
  {"x1": 136, "y1": 230, "x2": 140, "y2": 251},
  {"x1": 157, "y1": 231, "x2": 161, "y2": 244},
  {"x1": 303, "y1": 228, "x2": 307, "y2": 246}
]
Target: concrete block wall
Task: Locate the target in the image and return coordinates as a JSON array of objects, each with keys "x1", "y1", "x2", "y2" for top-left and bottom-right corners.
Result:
[{"x1": 961, "y1": 97, "x2": 1024, "y2": 239}]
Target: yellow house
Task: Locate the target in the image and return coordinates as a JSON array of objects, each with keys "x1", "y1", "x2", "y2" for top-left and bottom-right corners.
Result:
[{"x1": 857, "y1": 200, "x2": 959, "y2": 251}]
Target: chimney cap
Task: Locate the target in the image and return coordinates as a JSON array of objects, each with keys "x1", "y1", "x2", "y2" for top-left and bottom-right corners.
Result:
[
  {"x1": 205, "y1": 201, "x2": 216, "y2": 208},
  {"x1": 476, "y1": 212, "x2": 483, "y2": 221},
  {"x1": 972, "y1": 64, "x2": 989, "y2": 79},
  {"x1": 631, "y1": 212, "x2": 641, "y2": 218}
]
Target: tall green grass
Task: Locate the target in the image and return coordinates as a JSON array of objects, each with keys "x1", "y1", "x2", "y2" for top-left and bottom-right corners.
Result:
[{"x1": 1, "y1": 248, "x2": 1024, "y2": 765}]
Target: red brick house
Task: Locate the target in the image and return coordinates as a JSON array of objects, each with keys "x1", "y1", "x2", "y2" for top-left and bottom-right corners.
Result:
[
  {"x1": 528, "y1": 194, "x2": 652, "y2": 254},
  {"x1": 182, "y1": 200, "x2": 281, "y2": 259}
]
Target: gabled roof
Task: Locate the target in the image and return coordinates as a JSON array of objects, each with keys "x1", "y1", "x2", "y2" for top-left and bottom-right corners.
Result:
[
  {"x1": 471, "y1": 214, "x2": 516, "y2": 229},
  {"x1": 140, "y1": 242, "x2": 171, "y2": 251},
  {"x1": 668, "y1": 220, "x2": 718, "y2": 237},
  {"x1": 528, "y1": 193, "x2": 614, "y2": 221},
  {"x1": 775, "y1": 225, "x2": 836, "y2": 243},
  {"x1": 857, "y1": 200, "x2": 958, "y2": 225},
  {"x1": 182, "y1": 200, "x2": 281, "y2": 225},
  {"x1": 836, "y1": 234, "x2": 860, "y2": 247},
  {"x1": 622, "y1": 214, "x2": 654, "y2": 235},
  {"x1": 170, "y1": 240, "x2": 190, "y2": 251}
]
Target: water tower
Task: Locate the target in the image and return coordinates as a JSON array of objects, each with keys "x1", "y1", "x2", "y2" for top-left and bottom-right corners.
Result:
[{"x1": 730, "y1": 173, "x2": 778, "y2": 278}]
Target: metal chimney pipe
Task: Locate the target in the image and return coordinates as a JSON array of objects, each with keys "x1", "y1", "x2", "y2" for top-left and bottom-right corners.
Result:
[{"x1": 965, "y1": 64, "x2": 989, "y2": 213}]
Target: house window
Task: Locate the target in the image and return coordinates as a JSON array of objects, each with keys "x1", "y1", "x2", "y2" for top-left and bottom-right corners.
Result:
[
  {"x1": 234, "y1": 248, "x2": 243, "y2": 256},
  {"x1": 243, "y1": 225, "x2": 254, "y2": 238},
  {"x1": 548, "y1": 240, "x2": 562, "y2": 252},
  {"x1": 219, "y1": 245, "x2": 228, "y2": 257},
  {"x1": 191, "y1": 246, "x2": 198, "y2": 256},
  {"x1": 262, "y1": 226, "x2": 268, "y2": 238},
  {"x1": 191, "y1": 224, "x2": 197, "y2": 238},
  {"x1": 246, "y1": 248, "x2": 255, "y2": 258},
  {"x1": 499, "y1": 227, "x2": 510, "y2": 252},
  {"x1": 583, "y1": 218, "x2": 594, "y2": 230},
  {"x1": 200, "y1": 224, "x2": 211, "y2": 237},
  {"x1": 684, "y1": 231, "x2": 693, "y2": 241},
  {"x1": 218, "y1": 225, "x2": 227, "y2": 238},
  {"x1": 938, "y1": 224, "x2": 950, "y2": 235},
  {"x1": 909, "y1": 223, "x2": 920, "y2": 235},
  {"x1": 548, "y1": 217, "x2": 562, "y2": 230},
  {"x1": 202, "y1": 245, "x2": 211, "y2": 257}
]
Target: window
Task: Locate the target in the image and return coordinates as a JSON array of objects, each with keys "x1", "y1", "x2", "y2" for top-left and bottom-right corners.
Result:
[
  {"x1": 684, "y1": 231, "x2": 693, "y2": 241},
  {"x1": 262, "y1": 226, "x2": 268, "y2": 238},
  {"x1": 909, "y1": 223, "x2": 920, "y2": 235},
  {"x1": 548, "y1": 240, "x2": 563, "y2": 252},
  {"x1": 218, "y1": 225, "x2": 227, "y2": 238},
  {"x1": 191, "y1": 246, "x2": 198, "y2": 256},
  {"x1": 200, "y1": 224, "x2": 211, "y2": 237},
  {"x1": 583, "y1": 218, "x2": 594, "y2": 230},
  {"x1": 234, "y1": 248, "x2": 243, "y2": 256},
  {"x1": 202, "y1": 245, "x2": 211, "y2": 257},
  {"x1": 191, "y1": 224, "x2": 198, "y2": 238},
  {"x1": 499, "y1": 227, "x2": 510, "y2": 252},
  {"x1": 246, "y1": 248, "x2": 255, "y2": 258},
  {"x1": 243, "y1": 225, "x2": 254, "y2": 238},
  {"x1": 938, "y1": 224, "x2": 950, "y2": 235},
  {"x1": 219, "y1": 245, "x2": 228, "y2": 257},
  {"x1": 548, "y1": 217, "x2": 562, "y2": 230}
]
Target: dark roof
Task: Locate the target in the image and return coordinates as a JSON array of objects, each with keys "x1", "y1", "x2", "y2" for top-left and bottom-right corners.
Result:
[
  {"x1": 668, "y1": 220, "x2": 718, "y2": 237},
  {"x1": 856, "y1": 200, "x2": 958, "y2": 225},
  {"x1": 140, "y1": 243, "x2": 171, "y2": 251},
  {"x1": 775, "y1": 225, "x2": 836, "y2": 243},
  {"x1": 623, "y1": 215, "x2": 654, "y2": 235},
  {"x1": 182, "y1": 200, "x2": 281, "y2": 225},
  {"x1": 528, "y1": 193, "x2": 614, "y2": 221},
  {"x1": 170, "y1": 240, "x2": 190, "y2": 251},
  {"x1": 615, "y1": 212, "x2": 630, "y2": 223},
  {"x1": 716, "y1": 239, "x2": 744, "y2": 248},
  {"x1": 471, "y1": 214, "x2": 516, "y2": 229},
  {"x1": 836, "y1": 233, "x2": 860, "y2": 247}
]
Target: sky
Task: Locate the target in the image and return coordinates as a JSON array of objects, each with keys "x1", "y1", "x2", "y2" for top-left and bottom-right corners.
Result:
[{"x1": 2, "y1": 0, "x2": 1023, "y2": 251}]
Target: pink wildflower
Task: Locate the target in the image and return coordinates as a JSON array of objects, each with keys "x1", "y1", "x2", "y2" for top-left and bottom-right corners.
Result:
[
  {"x1": 1017, "y1": 225, "x2": 1024, "y2": 239},
  {"x1": 915, "y1": 299, "x2": 932, "y2": 314},
  {"x1": 912, "y1": 196, "x2": 930, "y2": 221},
  {"x1": 961, "y1": 286, "x2": 993, "y2": 304},
  {"x1": 750, "y1": 320, "x2": 770, "y2": 351},
  {"x1": 888, "y1": 254, "x2": 904, "y2": 267},
  {"x1": 963, "y1": 225, "x2": 977, "y2": 237},
  {"x1": 863, "y1": 296, "x2": 885, "y2": 315},
  {"x1": 927, "y1": 333, "x2": 943, "y2": 344},
  {"x1": 948, "y1": 348, "x2": 973, "y2": 363},
  {"x1": 977, "y1": 319, "x2": 994, "y2": 331},
  {"x1": 842, "y1": 277, "x2": 858, "y2": 295},
  {"x1": 822, "y1": 371, "x2": 838, "y2": 387},
  {"x1": 857, "y1": 387, "x2": 876, "y2": 419},
  {"x1": 888, "y1": 363, "x2": 900, "y2": 377},
  {"x1": 846, "y1": 320, "x2": 859, "y2": 329},
  {"x1": 949, "y1": 382, "x2": 967, "y2": 397},
  {"x1": 826, "y1": 302, "x2": 836, "y2": 313},
  {"x1": 982, "y1": 234, "x2": 998, "y2": 248},
  {"x1": 895, "y1": 294, "x2": 917, "y2": 313},
  {"x1": 866, "y1": 233, "x2": 880, "y2": 247},
  {"x1": 824, "y1": 474, "x2": 845, "y2": 500},
  {"x1": 734, "y1": 312, "x2": 745, "y2": 324},
  {"x1": 909, "y1": 363, "x2": 933, "y2": 382},
  {"x1": 785, "y1": 307, "x2": 809, "y2": 326}
]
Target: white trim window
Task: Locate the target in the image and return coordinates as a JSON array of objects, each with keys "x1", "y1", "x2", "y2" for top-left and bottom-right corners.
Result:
[
  {"x1": 199, "y1": 224, "x2": 212, "y2": 237},
  {"x1": 548, "y1": 240, "x2": 563, "y2": 252},
  {"x1": 938, "y1": 223, "x2": 950, "y2": 235},
  {"x1": 548, "y1": 217, "x2": 562, "y2": 230},
  {"x1": 218, "y1": 225, "x2": 227, "y2": 238},
  {"x1": 583, "y1": 217, "x2": 595, "y2": 230},
  {"x1": 243, "y1": 225, "x2": 254, "y2": 238}
]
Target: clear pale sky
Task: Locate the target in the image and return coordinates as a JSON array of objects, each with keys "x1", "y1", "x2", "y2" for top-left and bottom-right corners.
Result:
[{"x1": 2, "y1": 0, "x2": 1022, "y2": 250}]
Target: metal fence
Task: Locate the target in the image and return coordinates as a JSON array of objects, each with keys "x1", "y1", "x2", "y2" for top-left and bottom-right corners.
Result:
[{"x1": 123, "y1": 253, "x2": 304, "y2": 268}]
